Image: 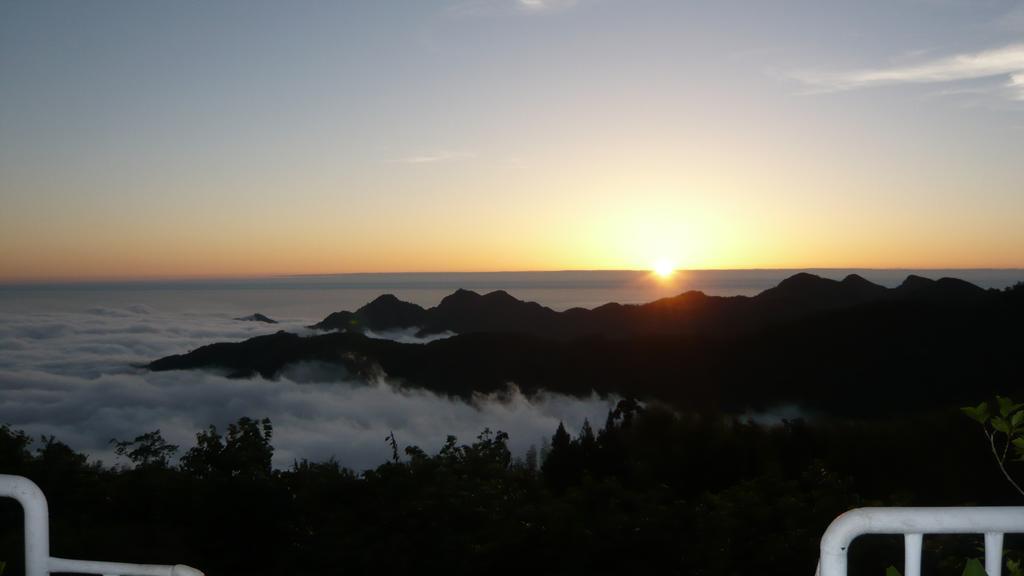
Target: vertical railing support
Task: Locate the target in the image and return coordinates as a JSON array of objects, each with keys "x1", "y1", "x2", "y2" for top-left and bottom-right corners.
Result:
[
  {"x1": 985, "y1": 532, "x2": 1004, "y2": 576},
  {"x1": 904, "y1": 533, "x2": 922, "y2": 576}
]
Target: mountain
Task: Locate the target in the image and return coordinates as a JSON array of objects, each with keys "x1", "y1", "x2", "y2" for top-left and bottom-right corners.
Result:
[
  {"x1": 754, "y1": 272, "x2": 888, "y2": 306},
  {"x1": 310, "y1": 272, "x2": 983, "y2": 339},
  {"x1": 315, "y1": 294, "x2": 427, "y2": 332},
  {"x1": 149, "y1": 273, "x2": 1022, "y2": 418},
  {"x1": 894, "y1": 274, "x2": 987, "y2": 300},
  {"x1": 235, "y1": 313, "x2": 277, "y2": 324},
  {"x1": 149, "y1": 330, "x2": 399, "y2": 379}
]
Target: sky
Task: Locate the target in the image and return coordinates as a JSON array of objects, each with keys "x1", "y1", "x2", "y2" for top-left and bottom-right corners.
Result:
[{"x1": 2, "y1": 0, "x2": 1024, "y2": 281}]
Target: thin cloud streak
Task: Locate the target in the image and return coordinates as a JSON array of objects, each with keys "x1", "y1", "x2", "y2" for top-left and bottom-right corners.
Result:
[
  {"x1": 394, "y1": 150, "x2": 477, "y2": 164},
  {"x1": 517, "y1": 0, "x2": 578, "y2": 12},
  {"x1": 795, "y1": 43, "x2": 1024, "y2": 100},
  {"x1": 1010, "y1": 73, "x2": 1024, "y2": 101},
  {"x1": 447, "y1": 0, "x2": 578, "y2": 17}
]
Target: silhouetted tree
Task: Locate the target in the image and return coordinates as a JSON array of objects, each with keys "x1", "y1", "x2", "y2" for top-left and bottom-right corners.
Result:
[
  {"x1": 386, "y1": 430, "x2": 400, "y2": 463},
  {"x1": 111, "y1": 430, "x2": 178, "y2": 469},
  {"x1": 542, "y1": 422, "x2": 575, "y2": 492},
  {"x1": 0, "y1": 424, "x2": 31, "y2": 472},
  {"x1": 223, "y1": 417, "x2": 273, "y2": 480},
  {"x1": 179, "y1": 425, "x2": 224, "y2": 479},
  {"x1": 524, "y1": 444, "x2": 538, "y2": 472}
]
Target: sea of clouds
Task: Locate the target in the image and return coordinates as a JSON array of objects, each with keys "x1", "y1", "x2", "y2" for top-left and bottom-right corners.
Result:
[{"x1": 0, "y1": 306, "x2": 615, "y2": 470}]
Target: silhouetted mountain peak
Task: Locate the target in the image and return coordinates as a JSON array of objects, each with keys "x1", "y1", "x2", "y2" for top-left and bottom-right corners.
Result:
[
  {"x1": 438, "y1": 289, "x2": 482, "y2": 308},
  {"x1": 754, "y1": 272, "x2": 892, "y2": 316},
  {"x1": 645, "y1": 290, "x2": 710, "y2": 311},
  {"x1": 358, "y1": 294, "x2": 418, "y2": 314},
  {"x1": 415, "y1": 288, "x2": 560, "y2": 336},
  {"x1": 898, "y1": 274, "x2": 935, "y2": 292},
  {"x1": 235, "y1": 313, "x2": 277, "y2": 324},
  {"x1": 781, "y1": 272, "x2": 824, "y2": 285},
  {"x1": 893, "y1": 274, "x2": 985, "y2": 301},
  {"x1": 935, "y1": 277, "x2": 983, "y2": 290},
  {"x1": 842, "y1": 273, "x2": 875, "y2": 287},
  {"x1": 757, "y1": 273, "x2": 838, "y2": 300},
  {"x1": 933, "y1": 277, "x2": 986, "y2": 297},
  {"x1": 365, "y1": 293, "x2": 401, "y2": 305},
  {"x1": 482, "y1": 289, "x2": 518, "y2": 302},
  {"x1": 840, "y1": 273, "x2": 887, "y2": 296},
  {"x1": 355, "y1": 293, "x2": 426, "y2": 329}
]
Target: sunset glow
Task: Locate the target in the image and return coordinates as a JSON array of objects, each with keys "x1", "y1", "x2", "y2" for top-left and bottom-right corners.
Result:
[
  {"x1": 653, "y1": 260, "x2": 675, "y2": 279},
  {"x1": 2, "y1": 4, "x2": 1024, "y2": 571},
  {"x1": 2, "y1": 2, "x2": 1023, "y2": 282}
]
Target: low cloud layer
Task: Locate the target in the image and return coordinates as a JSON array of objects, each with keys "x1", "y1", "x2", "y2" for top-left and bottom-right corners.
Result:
[
  {"x1": 0, "y1": 307, "x2": 614, "y2": 470},
  {"x1": 795, "y1": 43, "x2": 1024, "y2": 101}
]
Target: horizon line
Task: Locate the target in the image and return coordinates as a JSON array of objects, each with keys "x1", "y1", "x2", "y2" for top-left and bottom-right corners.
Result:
[{"x1": 3, "y1": 266, "x2": 1024, "y2": 286}]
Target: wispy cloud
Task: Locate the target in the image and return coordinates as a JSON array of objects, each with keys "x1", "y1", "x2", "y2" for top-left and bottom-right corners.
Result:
[
  {"x1": 516, "y1": 0, "x2": 578, "y2": 12},
  {"x1": 394, "y1": 150, "x2": 476, "y2": 164},
  {"x1": 794, "y1": 43, "x2": 1024, "y2": 101},
  {"x1": 1010, "y1": 72, "x2": 1024, "y2": 100},
  {"x1": 447, "y1": 0, "x2": 579, "y2": 17}
]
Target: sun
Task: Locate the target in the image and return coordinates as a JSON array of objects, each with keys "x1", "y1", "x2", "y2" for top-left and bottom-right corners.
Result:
[{"x1": 652, "y1": 259, "x2": 675, "y2": 279}]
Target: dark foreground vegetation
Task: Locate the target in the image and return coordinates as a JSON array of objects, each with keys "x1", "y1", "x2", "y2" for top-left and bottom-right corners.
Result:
[{"x1": 2, "y1": 402, "x2": 1022, "y2": 576}]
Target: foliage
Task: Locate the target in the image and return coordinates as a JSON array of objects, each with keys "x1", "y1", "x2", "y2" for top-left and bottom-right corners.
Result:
[
  {"x1": 180, "y1": 417, "x2": 273, "y2": 480},
  {"x1": 0, "y1": 405, "x2": 1018, "y2": 576},
  {"x1": 1009, "y1": 556, "x2": 1024, "y2": 576},
  {"x1": 111, "y1": 430, "x2": 178, "y2": 469},
  {"x1": 962, "y1": 396, "x2": 1024, "y2": 497},
  {"x1": 889, "y1": 558, "x2": 990, "y2": 576}
]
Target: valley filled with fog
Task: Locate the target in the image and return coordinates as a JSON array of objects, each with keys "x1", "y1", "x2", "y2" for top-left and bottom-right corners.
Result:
[{"x1": 0, "y1": 304, "x2": 613, "y2": 469}]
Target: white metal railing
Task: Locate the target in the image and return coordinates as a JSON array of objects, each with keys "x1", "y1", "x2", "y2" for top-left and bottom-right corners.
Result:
[
  {"x1": 818, "y1": 507, "x2": 1024, "y2": 576},
  {"x1": 0, "y1": 474, "x2": 203, "y2": 576}
]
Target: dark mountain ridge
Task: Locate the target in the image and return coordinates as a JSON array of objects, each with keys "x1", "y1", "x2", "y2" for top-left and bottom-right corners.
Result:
[
  {"x1": 310, "y1": 272, "x2": 986, "y2": 339},
  {"x1": 149, "y1": 273, "x2": 1021, "y2": 418}
]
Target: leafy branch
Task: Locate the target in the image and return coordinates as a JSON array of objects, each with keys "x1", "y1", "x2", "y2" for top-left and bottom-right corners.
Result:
[
  {"x1": 890, "y1": 558, "x2": 994, "y2": 576},
  {"x1": 962, "y1": 396, "x2": 1024, "y2": 498}
]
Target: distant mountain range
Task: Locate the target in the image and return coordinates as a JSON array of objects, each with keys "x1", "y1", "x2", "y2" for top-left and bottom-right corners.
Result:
[
  {"x1": 150, "y1": 273, "x2": 1023, "y2": 417},
  {"x1": 310, "y1": 272, "x2": 988, "y2": 338}
]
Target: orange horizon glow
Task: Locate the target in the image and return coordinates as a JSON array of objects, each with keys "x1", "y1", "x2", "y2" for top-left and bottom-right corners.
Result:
[
  {"x1": 4, "y1": 225, "x2": 1024, "y2": 282},
  {"x1": 3, "y1": 4, "x2": 1024, "y2": 285},
  {"x1": 4, "y1": 261, "x2": 1024, "y2": 285},
  {"x1": 5, "y1": 152, "x2": 1023, "y2": 283}
]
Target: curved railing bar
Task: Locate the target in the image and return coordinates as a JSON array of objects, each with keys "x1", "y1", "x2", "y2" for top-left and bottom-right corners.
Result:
[
  {"x1": 0, "y1": 474, "x2": 204, "y2": 576},
  {"x1": 819, "y1": 506, "x2": 1024, "y2": 576},
  {"x1": 49, "y1": 557, "x2": 203, "y2": 576}
]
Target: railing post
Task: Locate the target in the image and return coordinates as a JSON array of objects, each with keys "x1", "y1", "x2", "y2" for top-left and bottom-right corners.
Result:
[
  {"x1": 904, "y1": 533, "x2": 922, "y2": 576},
  {"x1": 985, "y1": 532, "x2": 1004, "y2": 576},
  {"x1": 0, "y1": 474, "x2": 51, "y2": 576}
]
